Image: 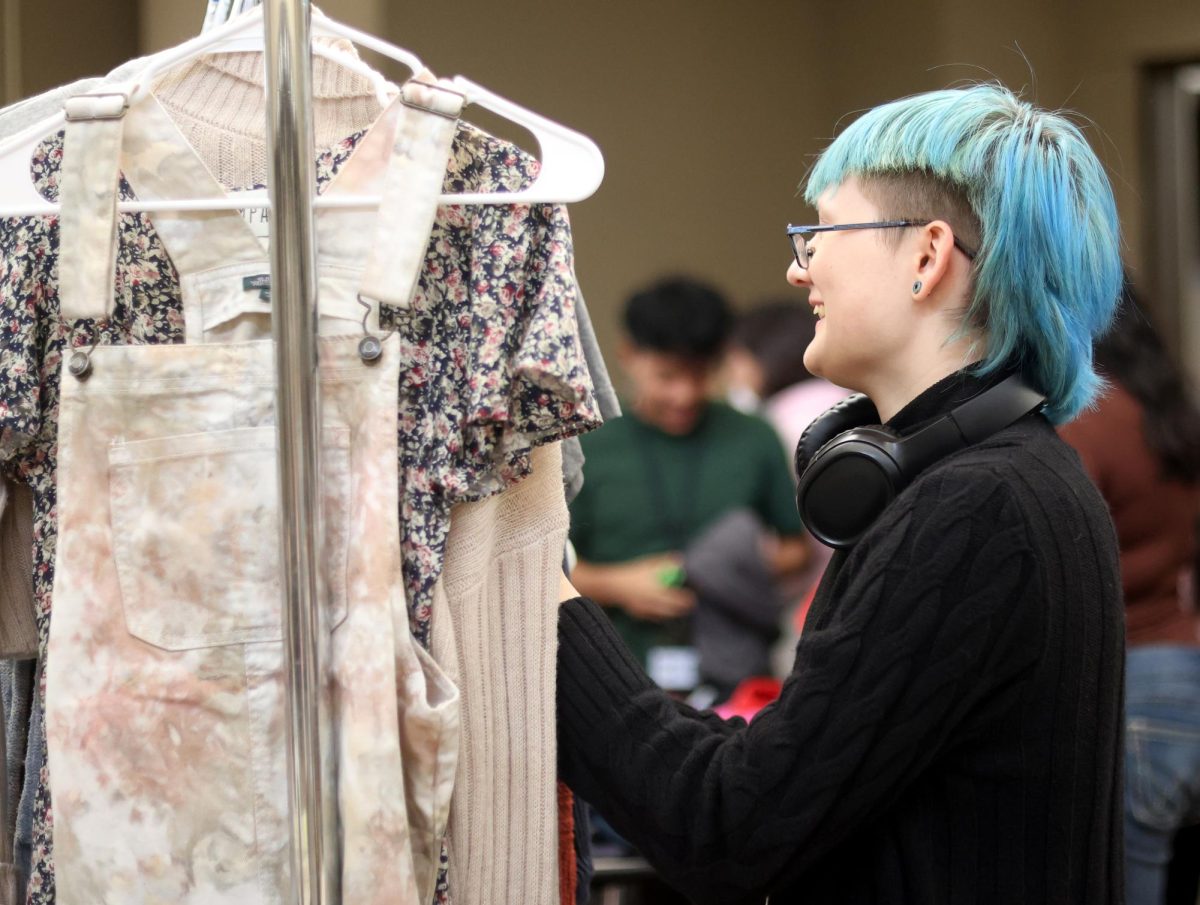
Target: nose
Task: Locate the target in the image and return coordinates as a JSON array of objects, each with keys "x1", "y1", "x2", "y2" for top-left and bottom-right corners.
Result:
[
  {"x1": 786, "y1": 258, "x2": 810, "y2": 287},
  {"x1": 668, "y1": 373, "x2": 708, "y2": 410}
]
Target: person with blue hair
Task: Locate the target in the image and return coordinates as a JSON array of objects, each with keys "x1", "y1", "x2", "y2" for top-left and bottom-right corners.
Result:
[{"x1": 557, "y1": 84, "x2": 1125, "y2": 904}]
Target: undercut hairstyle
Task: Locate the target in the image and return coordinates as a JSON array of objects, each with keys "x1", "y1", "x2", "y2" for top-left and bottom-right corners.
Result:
[
  {"x1": 804, "y1": 84, "x2": 1122, "y2": 423},
  {"x1": 623, "y1": 277, "x2": 733, "y2": 362}
]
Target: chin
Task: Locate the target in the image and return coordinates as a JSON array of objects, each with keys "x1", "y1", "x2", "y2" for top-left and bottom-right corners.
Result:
[
  {"x1": 802, "y1": 348, "x2": 826, "y2": 380},
  {"x1": 660, "y1": 412, "x2": 701, "y2": 435}
]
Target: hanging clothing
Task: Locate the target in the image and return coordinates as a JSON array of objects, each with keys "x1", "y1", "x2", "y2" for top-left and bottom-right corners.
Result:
[
  {"x1": 0, "y1": 62, "x2": 600, "y2": 905},
  {"x1": 0, "y1": 50, "x2": 385, "y2": 904},
  {"x1": 435, "y1": 441, "x2": 570, "y2": 905},
  {"x1": 0, "y1": 481, "x2": 35, "y2": 661},
  {"x1": 561, "y1": 284, "x2": 621, "y2": 504},
  {"x1": 0, "y1": 658, "x2": 34, "y2": 905},
  {"x1": 45, "y1": 81, "x2": 464, "y2": 904}
]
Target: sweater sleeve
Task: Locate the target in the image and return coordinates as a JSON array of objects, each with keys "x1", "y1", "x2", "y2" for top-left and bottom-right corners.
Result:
[{"x1": 557, "y1": 465, "x2": 1043, "y2": 904}]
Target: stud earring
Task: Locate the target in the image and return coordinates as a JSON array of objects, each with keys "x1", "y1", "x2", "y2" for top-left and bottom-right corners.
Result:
[{"x1": 912, "y1": 280, "x2": 923, "y2": 295}]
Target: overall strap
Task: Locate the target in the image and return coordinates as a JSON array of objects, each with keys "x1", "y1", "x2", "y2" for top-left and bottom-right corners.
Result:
[
  {"x1": 58, "y1": 89, "x2": 131, "y2": 324},
  {"x1": 357, "y1": 78, "x2": 463, "y2": 310},
  {"x1": 56, "y1": 76, "x2": 463, "y2": 370},
  {"x1": 120, "y1": 93, "x2": 265, "y2": 278}
]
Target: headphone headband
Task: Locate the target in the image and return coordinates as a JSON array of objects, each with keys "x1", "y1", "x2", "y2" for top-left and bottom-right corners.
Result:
[{"x1": 795, "y1": 373, "x2": 1045, "y2": 549}]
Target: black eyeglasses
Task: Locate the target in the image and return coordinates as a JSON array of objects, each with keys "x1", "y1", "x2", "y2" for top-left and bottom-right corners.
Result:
[{"x1": 786, "y1": 220, "x2": 978, "y2": 270}]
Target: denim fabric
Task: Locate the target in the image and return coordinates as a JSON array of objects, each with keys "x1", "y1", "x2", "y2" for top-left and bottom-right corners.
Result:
[{"x1": 1125, "y1": 645, "x2": 1200, "y2": 905}]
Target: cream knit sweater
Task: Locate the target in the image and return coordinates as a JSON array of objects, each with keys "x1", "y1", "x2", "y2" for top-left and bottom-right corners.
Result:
[
  {"x1": 152, "y1": 44, "x2": 384, "y2": 189},
  {"x1": 432, "y1": 442, "x2": 569, "y2": 905}
]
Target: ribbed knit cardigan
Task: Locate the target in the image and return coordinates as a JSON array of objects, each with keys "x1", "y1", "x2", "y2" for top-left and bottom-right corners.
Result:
[
  {"x1": 433, "y1": 442, "x2": 570, "y2": 905},
  {"x1": 558, "y1": 371, "x2": 1126, "y2": 905}
]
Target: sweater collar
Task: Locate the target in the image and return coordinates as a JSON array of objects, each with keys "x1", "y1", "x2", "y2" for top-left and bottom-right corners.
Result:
[{"x1": 885, "y1": 364, "x2": 1013, "y2": 435}]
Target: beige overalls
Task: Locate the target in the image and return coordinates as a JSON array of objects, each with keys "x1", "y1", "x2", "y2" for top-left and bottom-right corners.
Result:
[{"x1": 46, "y1": 79, "x2": 462, "y2": 905}]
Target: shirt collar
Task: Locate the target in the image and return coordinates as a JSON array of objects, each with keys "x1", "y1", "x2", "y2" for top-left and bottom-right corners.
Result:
[{"x1": 885, "y1": 364, "x2": 1015, "y2": 435}]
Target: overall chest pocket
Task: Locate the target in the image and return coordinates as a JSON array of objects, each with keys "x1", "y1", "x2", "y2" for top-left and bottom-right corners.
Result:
[{"x1": 108, "y1": 425, "x2": 351, "y2": 650}]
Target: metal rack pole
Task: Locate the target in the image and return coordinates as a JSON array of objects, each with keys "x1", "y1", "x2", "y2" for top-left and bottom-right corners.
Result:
[{"x1": 261, "y1": 1, "x2": 336, "y2": 903}]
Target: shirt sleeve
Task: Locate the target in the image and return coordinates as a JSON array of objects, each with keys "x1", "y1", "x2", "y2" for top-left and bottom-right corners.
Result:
[
  {"x1": 0, "y1": 215, "x2": 52, "y2": 466},
  {"x1": 430, "y1": 125, "x2": 602, "y2": 504},
  {"x1": 557, "y1": 464, "x2": 1043, "y2": 905},
  {"x1": 1, "y1": 135, "x2": 68, "y2": 468}
]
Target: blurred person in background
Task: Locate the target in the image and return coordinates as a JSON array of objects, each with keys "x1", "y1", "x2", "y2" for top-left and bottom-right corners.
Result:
[
  {"x1": 567, "y1": 277, "x2": 810, "y2": 697},
  {"x1": 1059, "y1": 283, "x2": 1200, "y2": 905},
  {"x1": 724, "y1": 300, "x2": 854, "y2": 648},
  {"x1": 724, "y1": 299, "x2": 851, "y2": 455}
]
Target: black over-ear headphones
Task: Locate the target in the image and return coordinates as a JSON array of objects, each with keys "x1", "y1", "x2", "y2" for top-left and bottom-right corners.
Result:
[{"x1": 794, "y1": 373, "x2": 1045, "y2": 550}]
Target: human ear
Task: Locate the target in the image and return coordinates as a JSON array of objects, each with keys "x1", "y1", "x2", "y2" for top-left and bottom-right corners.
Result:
[{"x1": 910, "y1": 220, "x2": 956, "y2": 299}]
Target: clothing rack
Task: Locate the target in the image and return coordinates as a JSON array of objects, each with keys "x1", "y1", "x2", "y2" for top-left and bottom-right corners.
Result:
[{"x1": 261, "y1": 1, "x2": 332, "y2": 902}]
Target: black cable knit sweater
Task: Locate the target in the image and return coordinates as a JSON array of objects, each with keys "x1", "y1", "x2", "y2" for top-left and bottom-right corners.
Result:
[{"x1": 557, "y1": 371, "x2": 1125, "y2": 905}]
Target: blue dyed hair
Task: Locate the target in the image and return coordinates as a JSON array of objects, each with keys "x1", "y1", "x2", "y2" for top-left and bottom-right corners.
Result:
[{"x1": 804, "y1": 84, "x2": 1122, "y2": 423}]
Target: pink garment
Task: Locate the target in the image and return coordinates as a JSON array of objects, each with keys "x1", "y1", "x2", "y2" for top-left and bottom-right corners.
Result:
[
  {"x1": 765, "y1": 379, "x2": 852, "y2": 613},
  {"x1": 764, "y1": 378, "x2": 853, "y2": 460}
]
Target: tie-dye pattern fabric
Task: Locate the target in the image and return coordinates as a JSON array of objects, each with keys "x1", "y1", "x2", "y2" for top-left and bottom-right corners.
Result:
[
  {"x1": 50, "y1": 335, "x2": 454, "y2": 905},
  {"x1": 0, "y1": 90, "x2": 599, "y2": 904}
]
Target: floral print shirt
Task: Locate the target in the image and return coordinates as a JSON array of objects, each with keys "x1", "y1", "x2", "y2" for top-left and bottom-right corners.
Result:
[{"x1": 0, "y1": 120, "x2": 599, "y2": 905}]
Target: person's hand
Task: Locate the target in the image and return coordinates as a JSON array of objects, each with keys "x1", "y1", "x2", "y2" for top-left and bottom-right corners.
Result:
[
  {"x1": 761, "y1": 533, "x2": 811, "y2": 576},
  {"x1": 611, "y1": 554, "x2": 696, "y2": 622}
]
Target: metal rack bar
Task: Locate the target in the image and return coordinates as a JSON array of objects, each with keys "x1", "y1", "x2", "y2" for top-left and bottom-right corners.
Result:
[{"x1": 261, "y1": 1, "x2": 336, "y2": 903}]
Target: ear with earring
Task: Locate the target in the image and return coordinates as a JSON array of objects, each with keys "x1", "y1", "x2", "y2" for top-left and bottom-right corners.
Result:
[{"x1": 912, "y1": 280, "x2": 923, "y2": 295}]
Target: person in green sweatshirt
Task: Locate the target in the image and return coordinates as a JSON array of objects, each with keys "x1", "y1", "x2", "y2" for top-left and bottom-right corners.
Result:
[{"x1": 568, "y1": 277, "x2": 810, "y2": 690}]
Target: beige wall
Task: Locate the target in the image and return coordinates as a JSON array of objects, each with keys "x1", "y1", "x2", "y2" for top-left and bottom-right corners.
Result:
[
  {"x1": 7, "y1": 0, "x2": 1200, "y2": 373},
  {"x1": 0, "y1": 1, "x2": 11, "y2": 105},
  {"x1": 7, "y1": 0, "x2": 137, "y2": 101}
]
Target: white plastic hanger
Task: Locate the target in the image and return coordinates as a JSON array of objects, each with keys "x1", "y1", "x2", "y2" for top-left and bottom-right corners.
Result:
[
  {"x1": 193, "y1": 3, "x2": 399, "y2": 107},
  {"x1": 204, "y1": 0, "x2": 271, "y2": 32},
  {"x1": 0, "y1": 4, "x2": 604, "y2": 216}
]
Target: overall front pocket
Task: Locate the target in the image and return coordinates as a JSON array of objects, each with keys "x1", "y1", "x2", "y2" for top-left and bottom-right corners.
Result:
[{"x1": 108, "y1": 425, "x2": 352, "y2": 651}]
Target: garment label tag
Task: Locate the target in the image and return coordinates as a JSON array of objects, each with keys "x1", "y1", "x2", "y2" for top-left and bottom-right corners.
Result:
[
  {"x1": 230, "y1": 190, "x2": 271, "y2": 247},
  {"x1": 646, "y1": 646, "x2": 699, "y2": 691},
  {"x1": 242, "y1": 274, "x2": 271, "y2": 302}
]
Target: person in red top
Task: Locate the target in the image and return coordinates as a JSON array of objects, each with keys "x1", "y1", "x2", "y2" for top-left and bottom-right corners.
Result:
[{"x1": 1059, "y1": 283, "x2": 1200, "y2": 905}]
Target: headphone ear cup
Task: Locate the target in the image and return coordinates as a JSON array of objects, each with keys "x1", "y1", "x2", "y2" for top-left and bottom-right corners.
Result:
[
  {"x1": 794, "y1": 393, "x2": 881, "y2": 480},
  {"x1": 796, "y1": 430, "x2": 903, "y2": 548}
]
